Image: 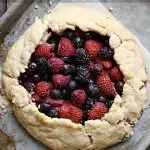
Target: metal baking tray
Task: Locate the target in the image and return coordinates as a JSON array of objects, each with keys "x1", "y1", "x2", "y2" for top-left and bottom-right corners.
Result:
[{"x1": 0, "y1": 0, "x2": 150, "y2": 150}]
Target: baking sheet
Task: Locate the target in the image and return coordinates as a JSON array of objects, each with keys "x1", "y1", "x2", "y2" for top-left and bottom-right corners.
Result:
[{"x1": 0, "y1": 1, "x2": 150, "y2": 150}]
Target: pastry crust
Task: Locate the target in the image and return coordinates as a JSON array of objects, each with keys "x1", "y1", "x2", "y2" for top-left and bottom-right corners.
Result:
[{"x1": 2, "y1": 6, "x2": 147, "y2": 149}]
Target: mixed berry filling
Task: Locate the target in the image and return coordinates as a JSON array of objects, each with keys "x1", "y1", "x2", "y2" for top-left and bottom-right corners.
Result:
[{"x1": 18, "y1": 28, "x2": 124, "y2": 124}]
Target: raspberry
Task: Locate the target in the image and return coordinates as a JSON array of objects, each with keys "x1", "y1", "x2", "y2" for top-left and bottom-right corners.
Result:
[
  {"x1": 84, "y1": 40, "x2": 103, "y2": 58},
  {"x1": 35, "y1": 43, "x2": 54, "y2": 59},
  {"x1": 71, "y1": 89, "x2": 87, "y2": 108},
  {"x1": 52, "y1": 74, "x2": 69, "y2": 88},
  {"x1": 110, "y1": 66, "x2": 123, "y2": 82},
  {"x1": 31, "y1": 93, "x2": 41, "y2": 103},
  {"x1": 58, "y1": 37, "x2": 75, "y2": 57},
  {"x1": 59, "y1": 104, "x2": 83, "y2": 123},
  {"x1": 89, "y1": 102, "x2": 108, "y2": 120},
  {"x1": 35, "y1": 81, "x2": 53, "y2": 97},
  {"x1": 97, "y1": 71, "x2": 116, "y2": 98},
  {"x1": 47, "y1": 58, "x2": 64, "y2": 73}
]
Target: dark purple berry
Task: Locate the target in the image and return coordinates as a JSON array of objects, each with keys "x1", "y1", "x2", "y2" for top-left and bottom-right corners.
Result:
[
  {"x1": 73, "y1": 36, "x2": 84, "y2": 48},
  {"x1": 62, "y1": 64, "x2": 71, "y2": 75},
  {"x1": 75, "y1": 48, "x2": 89, "y2": 65},
  {"x1": 86, "y1": 83, "x2": 100, "y2": 98},
  {"x1": 62, "y1": 57, "x2": 72, "y2": 64},
  {"x1": 24, "y1": 82, "x2": 35, "y2": 92},
  {"x1": 47, "y1": 109, "x2": 59, "y2": 118},
  {"x1": 92, "y1": 64, "x2": 102, "y2": 74},
  {"x1": 33, "y1": 74, "x2": 40, "y2": 83},
  {"x1": 68, "y1": 80, "x2": 77, "y2": 91},
  {"x1": 70, "y1": 65, "x2": 76, "y2": 74},
  {"x1": 19, "y1": 73, "x2": 28, "y2": 82},
  {"x1": 35, "y1": 57, "x2": 48, "y2": 71},
  {"x1": 99, "y1": 47, "x2": 114, "y2": 59},
  {"x1": 51, "y1": 89, "x2": 62, "y2": 99},
  {"x1": 85, "y1": 98, "x2": 95, "y2": 110},
  {"x1": 98, "y1": 96, "x2": 106, "y2": 103},
  {"x1": 89, "y1": 79, "x2": 94, "y2": 84},
  {"x1": 115, "y1": 81, "x2": 124, "y2": 95},
  {"x1": 18, "y1": 80, "x2": 23, "y2": 85}
]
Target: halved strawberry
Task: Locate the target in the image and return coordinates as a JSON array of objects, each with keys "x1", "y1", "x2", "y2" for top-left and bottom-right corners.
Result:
[
  {"x1": 59, "y1": 104, "x2": 83, "y2": 123},
  {"x1": 84, "y1": 40, "x2": 103, "y2": 59}
]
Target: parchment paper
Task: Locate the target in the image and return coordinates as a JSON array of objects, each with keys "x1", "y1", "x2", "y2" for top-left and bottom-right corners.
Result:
[{"x1": 0, "y1": 1, "x2": 150, "y2": 150}]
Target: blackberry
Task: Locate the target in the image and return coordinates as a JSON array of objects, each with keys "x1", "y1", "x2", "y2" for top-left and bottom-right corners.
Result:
[
  {"x1": 19, "y1": 73, "x2": 28, "y2": 82},
  {"x1": 73, "y1": 36, "x2": 84, "y2": 48},
  {"x1": 75, "y1": 48, "x2": 89, "y2": 65},
  {"x1": 92, "y1": 64, "x2": 102, "y2": 74},
  {"x1": 32, "y1": 74, "x2": 40, "y2": 83},
  {"x1": 28, "y1": 62, "x2": 37, "y2": 73},
  {"x1": 75, "y1": 66, "x2": 90, "y2": 84},
  {"x1": 62, "y1": 88, "x2": 70, "y2": 99},
  {"x1": 70, "y1": 65, "x2": 76, "y2": 75},
  {"x1": 35, "y1": 57, "x2": 48, "y2": 72},
  {"x1": 99, "y1": 47, "x2": 114, "y2": 59},
  {"x1": 86, "y1": 83, "x2": 100, "y2": 98},
  {"x1": 63, "y1": 29, "x2": 74, "y2": 40},
  {"x1": 85, "y1": 98, "x2": 95, "y2": 110}
]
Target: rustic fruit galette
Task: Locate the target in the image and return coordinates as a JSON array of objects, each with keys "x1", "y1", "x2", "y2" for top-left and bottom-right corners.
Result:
[{"x1": 2, "y1": 6, "x2": 147, "y2": 150}]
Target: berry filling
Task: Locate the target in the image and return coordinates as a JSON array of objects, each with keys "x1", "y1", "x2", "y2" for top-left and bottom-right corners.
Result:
[{"x1": 18, "y1": 27, "x2": 124, "y2": 124}]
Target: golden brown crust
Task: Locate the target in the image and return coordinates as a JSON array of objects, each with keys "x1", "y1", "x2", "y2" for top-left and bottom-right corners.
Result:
[{"x1": 2, "y1": 6, "x2": 147, "y2": 149}]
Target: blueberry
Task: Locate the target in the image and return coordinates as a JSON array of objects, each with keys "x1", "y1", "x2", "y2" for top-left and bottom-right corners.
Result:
[
  {"x1": 98, "y1": 96, "x2": 106, "y2": 103},
  {"x1": 68, "y1": 80, "x2": 77, "y2": 91},
  {"x1": 47, "y1": 109, "x2": 59, "y2": 118},
  {"x1": 51, "y1": 89, "x2": 62, "y2": 99},
  {"x1": 73, "y1": 36, "x2": 84, "y2": 48},
  {"x1": 62, "y1": 64, "x2": 71, "y2": 75},
  {"x1": 38, "y1": 103, "x2": 51, "y2": 115},
  {"x1": 62, "y1": 57, "x2": 72, "y2": 64},
  {"x1": 63, "y1": 29, "x2": 74, "y2": 40},
  {"x1": 86, "y1": 83, "x2": 100, "y2": 98},
  {"x1": 115, "y1": 81, "x2": 124, "y2": 95},
  {"x1": 62, "y1": 88, "x2": 70, "y2": 99},
  {"x1": 24, "y1": 82, "x2": 35, "y2": 92},
  {"x1": 33, "y1": 74, "x2": 40, "y2": 83},
  {"x1": 99, "y1": 47, "x2": 114, "y2": 59}
]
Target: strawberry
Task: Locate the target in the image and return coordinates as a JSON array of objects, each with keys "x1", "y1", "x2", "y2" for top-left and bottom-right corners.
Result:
[
  {"x1": 35, "y1": 81, "x2": 53, "y2": 97},
  {"x1": 101, "y1": 60, "x2": 113, "y2": 70},
  {"x1": 52, "y1": 74, "x2": 69, "y2": 88},
  {"x1": 71, "y1": 89, "x2": 87, "y2": 108},
  {"x1": 47, "y1": 58, "x2": 64, "y2": 73},
  {"x1": 110, "y1": 66, "x2": 123, "y2": 82},
  {"x1": 84, "y1": 40, "x2": 103, "y2": 59},
  {"x1": 35, "y1": 43, "x2": 54, "y2": 59},
  {"x1": 58, "y1": 37, "x2": 75, "y2": 57},
  {"x1": 31, "y1": 93, "x2": 41, "y2": 103},
  {"x1": 89, "y1": 102, "x2": 108, "y2": 120},
  {"x1": 97, "y1": 71, "x2": 116, "y2": 98},
  {"x1": 59, "y1": 104, "x2": 83, "y2": 123}
]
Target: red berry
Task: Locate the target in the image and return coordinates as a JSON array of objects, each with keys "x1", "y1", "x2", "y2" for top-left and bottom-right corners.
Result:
[
  {"x1": 110, "y1": 66, "x2": 123, "y2": 82},
  {"x1": 71, "y1": 89, "x2": 87, "y2": 108},
  {"x1": 47, "y1": 58, "x2": 64, "y2": 73},
  {"x1": 35, "y1": 81, "x2": 53, "y2": 97},
  {"x1": 52, "y1": 74, "x2": 69, "y2": 88},
  {"x1": 31, "y1": 93, "x2": 41, "y2": 103},
  {"x1": 89, "y1": 102, "x2": 108, "y2": 120},
  {"x1": 46, "y1": 98, "x2": 64, "y2": 107},
  {"x1": 84, "y1": 40, "x2": 103, "y2": 59},
  {"x1": 101, "y1": 60, "x2": 113, "y2": 70},
  {"x1": 58, "y1": 37, "x2": 75, "y2": 57},
  {"x1": 97, "y1": 71, "x2": 116, "y2": 98},
  {"x1": 35, "y1": 43, "x2": 54, "y2": 59},
  {"x1": 59, "y1": 104, "x2": 83, "y2": 123}
]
